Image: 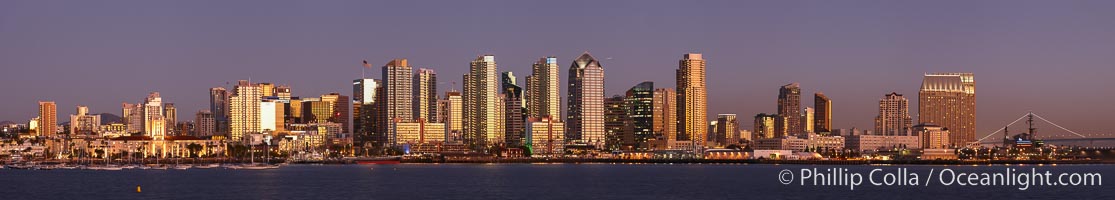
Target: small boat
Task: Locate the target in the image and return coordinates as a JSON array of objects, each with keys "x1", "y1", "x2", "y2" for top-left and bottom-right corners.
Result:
[
  {"x1": 100, "y1": 165, "x2": 124, "y2": 171},
  {"x1": 239, "y1": 163, "x2": 279, "y2": 170},
  {"x1": 137, "y1": 165, "x2": 152, "y2": 170},
  {"x1": 59, "y1": 165, "x2": 80, "y2": 170},
  {"x1": 151, "y1": 165, "x2": 169, "y2": 170},
  {"x1": 194, "y1": 163, "x2": 220, "y2": 169},
  {"x1": 173, "y1": 165, "x2": 192, "y2": 170},
  {"x1": 121, "y1": 165, "x2": 138, "y2": 169}
]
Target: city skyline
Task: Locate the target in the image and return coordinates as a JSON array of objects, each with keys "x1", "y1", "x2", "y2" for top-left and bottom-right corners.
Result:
[{"x1": 4, "y1": 1, "x2": 1115, "y2": 137}]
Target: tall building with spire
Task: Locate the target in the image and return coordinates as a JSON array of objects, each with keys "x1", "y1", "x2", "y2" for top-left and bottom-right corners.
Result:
[
  {"x1": 567, "y1": 52, "x2": 605, "y2": 148},
  {"x1": 229, "y1": 80, "x2": 261, "y2": 141},
  {"x1": 526, "y1": 56, "x2": 561, "y2": 119},
  {"x1": 37, "y1": 101, "x2": 56, "y2": 137},
  {"x1": 381, "y1": 59, "x2": 413, "y2": 145},
  {"x1": 814, "y1": 93, "x2": 832, "y2": 133},
  {"x1": 777, "y1": 83, "x2": 802, "y2": 136},
  {"x1": 677, "y1": 53, "x2": 707, "y2": 146},
  {"x1": 414, "y1": 68, "x2": 437, "y2": 122},
  {"x1": 919, "y1": 73, "x2": 975, "y2": 146},
  {"x1": 463, "y1": 55, "x2": 503, "y2": 148}
]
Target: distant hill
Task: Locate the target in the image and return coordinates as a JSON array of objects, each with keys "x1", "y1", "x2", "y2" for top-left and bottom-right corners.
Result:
[
  {"x1": 0, "y1": 121, "x2": 15, "y2": 126},
  {"x1": 98, "y1": 113, "x2": 122, "y2": 124}
]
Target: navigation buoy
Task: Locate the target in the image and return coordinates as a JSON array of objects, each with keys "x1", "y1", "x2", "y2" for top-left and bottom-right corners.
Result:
[{"x1": 136, "y1": 185, "x2": 142, "y2": 193}]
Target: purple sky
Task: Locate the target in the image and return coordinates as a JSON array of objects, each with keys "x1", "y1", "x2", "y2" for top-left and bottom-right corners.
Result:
[{"x1": 3, "y1": 0, "x2": 1114, "y2": 139}]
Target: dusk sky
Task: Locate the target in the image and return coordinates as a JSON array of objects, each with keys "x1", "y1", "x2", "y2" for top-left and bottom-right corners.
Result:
[{"x1": 3, "y1": 0, "x2": 1114, "y2": 139}]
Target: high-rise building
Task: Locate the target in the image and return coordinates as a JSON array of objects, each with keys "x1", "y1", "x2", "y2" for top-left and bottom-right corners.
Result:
[
  {"x1": 875, "y1": 92, "x2": 913, "y2": 136},
  {"x1": 70, "y1": 106, "x2": 101, "y2": 136},
  {"x1": 604, "y1": 95, "x2": 627, "y2": 150},
  {"x1": 414, "y1": 68, "x2": 438, "y2": 122},
  {"x1": 164, "y1": 103, "x2": 177, "y2": 135},
  {"x1": 260, "y1": 100, "x2": 279, "y2": 131},
  {"x1": 716, "y1": 114, "x2": 738, "y2": 146},
  {"x1": 320, "y1": 93, "x2": 350, "y2": 133},
  {"x1": 753, "y1": 113, "x2": 777, "y2": 139},
  {"x1": 195, "y1": 110, "x2": 215, "y2": 137},
  {"x1": 814, "y1": 93, "x2": 832, "y2": 133},
  {"x1": 778, "y1": 83, "x2": 802, "y2": 137},
  {"x1": 353, "y1": 78, "x2": 379, "y2": 143},
  {"x1": 567, "y1": 52, "x2": 605, "y2": 148},
  {"x1": 463, "y1": 55, "x2": 503, "y2": 148},
  {"x1": 526, "y1": 56, "x2": 561, "y2": 119},
  {"x1": 229, "y1": 80, "x2": 261, "y2": 141},
  {"x1": 502, "y1": 71, "x2": 526, "y2": 147},
  {"x1": 37, "y1": 101, "x2": 56, "y2": 137},
  {"x1": 919, "y1": 73, "x2": 975, "y2": 146},
  {"x1": 143, "y1": 92, "x2": 166, "y2": 139},
  {"x1": 122, "y1": 103, "x2": 143, "y2": 134},
  {"x1": 209, "y1": 87, "x2": 230, "y2": 135},
  {"x1": 677, "y1": 53, "x2": 707, "y2": 146},
  {"x1": 444, "y1": 91, "x2": 463, "y2": 143},
  {"x1": 801, "y1": 107, "x2": 814, "y2": 134},
  {"x1": 381, "y1": 59, "x2": 413, "y2": 145},
  {"x1": 652, "y1": 88, "x2": 676, "y2": 142},
  {"x1": 626, "y1": 82, "x2": 654, "y2": 150}
]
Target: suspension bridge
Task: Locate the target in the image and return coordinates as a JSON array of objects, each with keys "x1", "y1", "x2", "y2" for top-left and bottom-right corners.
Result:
[{"x1": 976, "y1": 112, "x2": 1115, "y2": 146}]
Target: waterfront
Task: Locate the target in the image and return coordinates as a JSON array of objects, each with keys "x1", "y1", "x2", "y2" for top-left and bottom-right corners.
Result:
[{"x1": 0, "y1": 164, "x2": 1110, "y2": 200}]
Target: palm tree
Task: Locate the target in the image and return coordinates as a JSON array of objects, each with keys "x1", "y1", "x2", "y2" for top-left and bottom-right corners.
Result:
[{"x1": 186, "y1": 143, "x2": 203, "y2": 159}]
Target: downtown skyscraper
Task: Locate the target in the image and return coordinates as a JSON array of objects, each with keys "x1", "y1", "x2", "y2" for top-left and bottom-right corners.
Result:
[
  {"x1": 526, "y1": 56, "x2": 560, "y2": 119},
  {"x1": 814, "y1": 92, "x2": 832, "y2": 133},
  {"x1": 677, "y1": 53, "x2": 707, "y2": 146},
  {"x1": 414, "y1": 68, "x2": 437, "y2": 122},
  {"x1": 381, "y1": 59, "x2": 413, "y2": 146},
  {"x1": 875, "y1": 92, "x2": 912, "y2": 136},
  {"x1": 229, "y1": 80, "x2": 261, "y2": 141},
  {"x1": 652, "y1": 88, "x2": 676, "y2": 142},
  {"x1": 463, "y1": 55, "x2": 503, "y2": 148},
  {"x1": 353, "y1": 78, "x2": 379, "y2": 143},
  {"x1": 502, "y1": 71, "x2": 525, "y2": 147},
  {"x1": 566, "y1": 52, "x2": 605, "y2": 149},
  {"x1": 919, "y1": 73, "x2": 976, "y2": 146},
  {"x1": 778, "y1": 83, "x2": 802, "y2": 137},
  {"x1": 37, "y1": 101, "x2": 56, "y2": 137},
  {"x1": 143, "y1": 92, "x2": 166, "y2": 139},
  {"x1": 626, "y1": 81, "x2": 654, "y2": 150},
  {"x1": 209, "y1": 87, "x2": 230, "y2": 135}
]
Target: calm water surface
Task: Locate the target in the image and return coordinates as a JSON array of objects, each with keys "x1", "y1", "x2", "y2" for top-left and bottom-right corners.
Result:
[{"x1": 0, "y1": 164, "x2": 1111, "y2": 199}]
